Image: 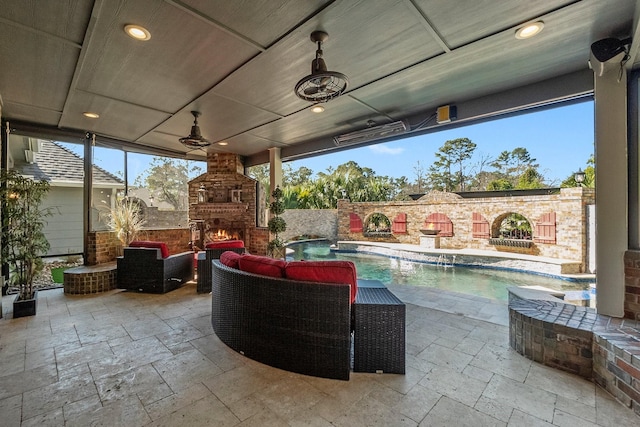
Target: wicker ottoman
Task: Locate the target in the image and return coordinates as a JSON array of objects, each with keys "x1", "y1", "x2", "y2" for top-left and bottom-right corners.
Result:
[{"x1": 353, "y1": 287, "x2": 406, "y2": 374}]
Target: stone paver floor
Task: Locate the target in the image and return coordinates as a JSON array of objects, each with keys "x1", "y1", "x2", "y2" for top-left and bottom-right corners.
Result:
[{"x1": 0, "y1": 282, "x2": 638, "y2": 426}]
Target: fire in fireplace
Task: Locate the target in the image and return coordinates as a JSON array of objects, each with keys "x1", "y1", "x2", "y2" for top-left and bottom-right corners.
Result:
[{"x1": 207, "y1": 228, "x2": 242, "y2": 241}]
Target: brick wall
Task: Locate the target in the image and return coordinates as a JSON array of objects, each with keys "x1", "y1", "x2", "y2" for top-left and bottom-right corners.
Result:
[
  {"x1": 88, "y1": 229, "x2": 190, "y2": 265},
  {"x1": 250, "y1": 227, "x2": 269, "y2": 256},
  {"x1": 338, "y1": 187, "x2": 594, "y2": 271},
  {"x1": 624, "y1": 250, "x2": 640, "y2": 320},
  {"x1": 510, "y1": 294, "x2": 640, "y2": 417},
  {"x1": 594, "y1": 332, "x2": 640, "y2": 414},
  {"x1": 87, "y1": 231, "x2": 121, "y2": 265}
]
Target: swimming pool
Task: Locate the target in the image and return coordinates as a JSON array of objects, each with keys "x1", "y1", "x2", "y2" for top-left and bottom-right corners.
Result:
[{"x1": 286, "y1": 240, "x2": 593, "y2": 302}]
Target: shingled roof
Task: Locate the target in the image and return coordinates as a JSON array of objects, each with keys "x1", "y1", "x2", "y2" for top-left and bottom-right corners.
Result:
[{"x1": 15, "y1": 141, "x2": 123, "y2": 185}]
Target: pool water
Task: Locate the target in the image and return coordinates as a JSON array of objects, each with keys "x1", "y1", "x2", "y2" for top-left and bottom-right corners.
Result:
[{"x1": 287, "y1": 240, "x2": 592, "y2": 302}]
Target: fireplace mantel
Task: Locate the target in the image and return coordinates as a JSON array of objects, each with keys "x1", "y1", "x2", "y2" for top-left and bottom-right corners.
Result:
[{"x1": 192, "y1": 202, "x2": 249, "y2": 213}]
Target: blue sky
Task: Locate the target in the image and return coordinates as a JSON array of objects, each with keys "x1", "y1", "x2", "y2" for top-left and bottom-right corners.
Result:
[{"x1": 288, "y1": 100, "x2": 594, "y2": 185}]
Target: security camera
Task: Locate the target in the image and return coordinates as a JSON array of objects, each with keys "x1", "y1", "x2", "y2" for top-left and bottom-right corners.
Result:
[{"x1": 588, "y1": 37, "x2": 630, "y2": 77}]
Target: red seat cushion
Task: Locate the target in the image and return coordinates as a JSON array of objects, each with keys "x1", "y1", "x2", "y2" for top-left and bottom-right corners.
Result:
[
  {"x1": 238, "y1": 254, "x2": 286, "y2": 278},
  {"x1": 205, "y1": 240, "x2": 245, "y2": 249},
  {"x1": 285, "y1": 260, "x2": 358, "y2": 304},
  {"x1": 219, "y1": 251, "x2": 243, "y2": 269},
  {"x1": 129, "y1": 240, "x2": 170, "y2": 258}
]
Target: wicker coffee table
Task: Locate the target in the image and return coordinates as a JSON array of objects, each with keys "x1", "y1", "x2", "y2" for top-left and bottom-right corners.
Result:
[{"x1": 353, "y1": 286, "x2": 406, "y2": 374}]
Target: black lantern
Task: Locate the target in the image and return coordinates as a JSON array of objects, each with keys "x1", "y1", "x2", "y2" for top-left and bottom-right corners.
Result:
[{"x1": 574, "y1": 168, "x2": 586, "y2": 186}]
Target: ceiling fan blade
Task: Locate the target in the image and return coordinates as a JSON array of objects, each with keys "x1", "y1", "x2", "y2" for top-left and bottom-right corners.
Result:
[
  {"x1": 304, "y1": 86, "x2": 322, "y2": 95},
  {"x1": 309, "y1": 76, "x2": 331, "y2": 86}
]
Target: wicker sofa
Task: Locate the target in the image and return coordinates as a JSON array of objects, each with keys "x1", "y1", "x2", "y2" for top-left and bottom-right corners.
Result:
[
  {"x1": 211, "y1": 258, "x2": 353, "y2": 380},
  {"x1": 117, "y1": 241, "x2": 194, "y2": 293}
]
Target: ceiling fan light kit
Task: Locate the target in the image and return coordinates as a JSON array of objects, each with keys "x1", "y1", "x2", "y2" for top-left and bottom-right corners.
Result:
[
  {"x1": 295, "y1": 31, "x2": 348, "y2": 103},
  {"x1": 179, "y1": 111, "x2": 211, "y2": 148}
]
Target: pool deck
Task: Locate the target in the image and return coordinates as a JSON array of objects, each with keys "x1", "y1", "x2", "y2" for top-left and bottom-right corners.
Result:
[
  {"x1": 334, "y1": 240, "x2": 595, "y2": 282},
  {"x1": 1, "y1": 281, "x2": 638, "y2": 425}
]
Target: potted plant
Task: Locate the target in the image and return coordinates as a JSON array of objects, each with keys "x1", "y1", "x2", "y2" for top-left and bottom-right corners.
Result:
[
  {"x1": 267, "y1": 186, "x2": 287, "y2": 258},
  {"x1": 108, "y1": 196, "x2": 146, "y2": 248},
  {"x1": 0, "y1": 169, "x2": 53, "y2": 318}
]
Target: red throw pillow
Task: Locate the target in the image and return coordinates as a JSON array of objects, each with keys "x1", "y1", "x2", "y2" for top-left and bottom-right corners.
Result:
[
  {"x1": 285, "y1": 260, "x2": 358, "y2": 304},
  {"x1": 238, "y1": 254, "x2": 286, "y2": 278},
  {"x1": 129, "y1": 240, "x2": 170, "y2": 258},
  {"x1": 219, "y1": 251, "x2": 243, "y2": 269},
  {"x1": 205, "y1": 240, "x2": 245, "y2": 249}
]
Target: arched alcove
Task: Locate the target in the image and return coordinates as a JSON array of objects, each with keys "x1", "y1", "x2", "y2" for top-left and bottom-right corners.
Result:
[
  {"x1": 363, "y1": 212, "x2": 392, "y2": 236},
  {"x1": 492, "y1": 212, "x2": 532, "y2": 240}
]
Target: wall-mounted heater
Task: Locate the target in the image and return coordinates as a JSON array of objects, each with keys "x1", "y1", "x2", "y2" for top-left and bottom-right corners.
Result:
[{"x1": 333, "y1": 120, "x2": 409, "y2": 146}]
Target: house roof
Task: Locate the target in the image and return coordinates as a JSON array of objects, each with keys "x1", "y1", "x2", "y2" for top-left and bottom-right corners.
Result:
[{"x1": 15, "y1": 141, "x2": 123, "y2": 186}]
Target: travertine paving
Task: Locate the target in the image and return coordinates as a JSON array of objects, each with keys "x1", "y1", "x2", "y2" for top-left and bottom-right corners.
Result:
[{"x1": 0, "y1": 282, "x2": 638, "y2": 426}]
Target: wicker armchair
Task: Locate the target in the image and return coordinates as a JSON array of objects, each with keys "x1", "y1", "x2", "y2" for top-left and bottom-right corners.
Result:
[
  {"x1": 197, "y1": 245, "x2": 246, "y2": 293},
  {"x1": 117, "y1": 247, "x2": 194, "y2": 293}
]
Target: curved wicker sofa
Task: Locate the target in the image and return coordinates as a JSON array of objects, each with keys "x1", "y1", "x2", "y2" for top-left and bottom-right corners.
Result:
[{"x1": 211, "y1": 260, "x2": 352, "y2": 380}]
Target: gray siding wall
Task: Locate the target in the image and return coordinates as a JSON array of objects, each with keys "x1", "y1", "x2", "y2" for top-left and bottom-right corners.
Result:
[{"x1": 42, "y1": 187, "x2": 83, "y2": 256}]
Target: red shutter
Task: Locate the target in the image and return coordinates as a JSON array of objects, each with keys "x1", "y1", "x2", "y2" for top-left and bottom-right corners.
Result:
[
  {"x1": 534, "y1": 212, "x2": 556, "y2": 244},
  {"x1": 349, "y1": 213, "x2": 363, "y2": 233},
  {"x1": 392, "y1": 213, "x2": 407, "y2": 234},
  {"x1": 423, "y1": 213, "x2": 453, "y2": 237},
  {"x1": 472, "y1": 212, "x2": 490, "y2": 238}
]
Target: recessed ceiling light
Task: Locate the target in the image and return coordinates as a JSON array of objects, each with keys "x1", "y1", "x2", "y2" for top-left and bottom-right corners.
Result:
[
  {"x1": 311, "y1": 105, "x2": 325, "y2": 113},
  {"x1": 83, "y1": 112, "x2": 99, "y2": 119},
  {"x1": 515, "y1": 21, "x2": 544, "y2": 40},
  {"x1": 217, "y1": 141, "x2": 228, "y2": 146},
  {"x1": 124, "y1": 24, "x2": 151, "y2": 41}
]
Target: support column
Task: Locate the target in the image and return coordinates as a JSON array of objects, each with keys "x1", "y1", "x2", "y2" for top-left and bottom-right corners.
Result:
[
  {"x1": 594, "y1": 67, "x2": 628, "y2": 317},
  {"x1": 83, "y1": 133, "x2": 94, "y2": 266},
  {"x1": 268, "y1": 147, "x2": 282, "y2": 196}
]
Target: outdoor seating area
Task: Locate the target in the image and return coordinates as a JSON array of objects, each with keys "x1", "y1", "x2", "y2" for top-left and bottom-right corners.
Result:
[
  {"x1": 209, "y1": 251, "x2": 406, "y2": 379},
  {"x1": 2, "y1": 1, "x2": 640, "y2": 424},
  {"x1": 116, "y1": 241, "x2": 194, "y2": 293},
  {"x1": 3, "y1": 281, "x2": 640, "y2": 425},
  {"x1": 196, "y1": 240, "x2": 246, "y2": 293}
]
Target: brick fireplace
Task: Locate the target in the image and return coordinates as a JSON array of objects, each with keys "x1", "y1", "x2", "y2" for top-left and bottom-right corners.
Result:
[{"x1": 188, "y1": 152, "x2": 268, "y2": 254}]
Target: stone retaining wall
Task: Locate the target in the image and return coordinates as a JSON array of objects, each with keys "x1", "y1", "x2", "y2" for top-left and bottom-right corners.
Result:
[{"x1": 281, "y1": 209, "x2": 338, "y2": 242}]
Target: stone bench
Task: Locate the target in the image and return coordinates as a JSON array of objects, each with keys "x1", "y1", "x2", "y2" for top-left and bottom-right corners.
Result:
[
  {"x1": 508, "y1": 287, "x2": 640, "y2": 416},
  {"x1": 63, "y1": 262, "x2": 117, "y2": 294}
]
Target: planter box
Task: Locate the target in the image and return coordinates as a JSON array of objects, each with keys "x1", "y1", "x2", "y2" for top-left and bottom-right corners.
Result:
[
  {"x1": 13, "y1": 291, "x2": 37, "y2": 318},
  {"x1": 489, "y1": 238, "x2": 533, "y2": 248},
  {"x1": 51, "y1": 267, "x2": 68, "y2": 283}
]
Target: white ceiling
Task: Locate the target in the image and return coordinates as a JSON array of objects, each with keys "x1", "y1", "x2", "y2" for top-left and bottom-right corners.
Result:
[{"x1": 0, "y1": 0, "x2": 637, "y2": 165}]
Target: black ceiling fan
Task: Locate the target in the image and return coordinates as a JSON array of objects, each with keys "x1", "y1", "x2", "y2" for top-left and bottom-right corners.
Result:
[
  {"x1": 294, "y1": 31, "x2": 348, "y2": 103},
  {"x1": 179, "y1": 111, "x2": 211, "y2": 148}
]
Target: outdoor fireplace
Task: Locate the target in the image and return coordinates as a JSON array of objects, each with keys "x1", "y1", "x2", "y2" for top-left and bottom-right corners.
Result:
[{"x1": 188, "y1": 153, "x2": 260, "y2": 251}]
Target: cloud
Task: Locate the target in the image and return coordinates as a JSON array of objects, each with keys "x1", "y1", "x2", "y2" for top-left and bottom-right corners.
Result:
[{"x1": 368, "y1": 145, "x2": 405, "y2": 155}]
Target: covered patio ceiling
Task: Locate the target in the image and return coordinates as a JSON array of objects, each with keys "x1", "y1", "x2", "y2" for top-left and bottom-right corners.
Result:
[{"x1": 0, "y1": 0, "x2": 637, "y2": 166}]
